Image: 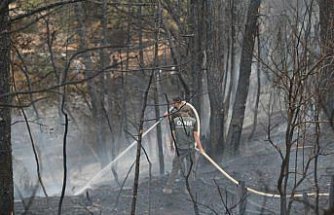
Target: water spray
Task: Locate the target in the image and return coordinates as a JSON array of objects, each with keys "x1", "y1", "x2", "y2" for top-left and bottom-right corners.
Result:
[
  {"x1": 74, "y1": 118, "x2": 166, "y2": 195},
  {"x1": 74, "y1": 106, "x2": 175, "y2": 196}
]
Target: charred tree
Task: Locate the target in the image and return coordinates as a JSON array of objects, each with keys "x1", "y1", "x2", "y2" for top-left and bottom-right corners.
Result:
[
  {"x1": 227, "y1": 0, "x2": 261, "y2": 155},
  {"x1": 189, "y1": 0, "x2": 204, "y2": 112},
  {"x1": 0, "y1": 1, "x2": 13, "y2": 214},
  {"x1": 248, "y1": 25, "x2": 261, "y2": 140},
  {"x1": 318, "y1": 0, "x2": 334, "y2": 129},
  {"x1": 130, "y1": 73, "x2": 154, "y2": 215},
  {"x1": 152, "y1": 3, "x2": 165, "y2": 175},
  {"x1": 205, "y1": 0, "x2": 225, "y2": 157}
]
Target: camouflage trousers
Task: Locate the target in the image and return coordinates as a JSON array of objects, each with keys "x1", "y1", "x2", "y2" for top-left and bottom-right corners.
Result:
[{"x1": 165, "y1": 148, "x2": 197, "y2": 190}]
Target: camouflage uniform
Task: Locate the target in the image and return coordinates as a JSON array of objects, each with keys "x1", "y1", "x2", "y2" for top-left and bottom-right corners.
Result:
[{"x1": 164, "y1": 112, "x2": 198, "y2": 192}]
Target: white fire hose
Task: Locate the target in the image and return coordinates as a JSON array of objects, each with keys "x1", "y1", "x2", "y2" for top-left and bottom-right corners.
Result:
[{"x1": 185, "y1": 102, "x2": 329, "y2": 198}]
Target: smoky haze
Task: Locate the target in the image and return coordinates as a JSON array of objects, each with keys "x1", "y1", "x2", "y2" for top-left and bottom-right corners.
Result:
[{"x1": 12, "y1": 105, "x2": 174, "y2": 199}]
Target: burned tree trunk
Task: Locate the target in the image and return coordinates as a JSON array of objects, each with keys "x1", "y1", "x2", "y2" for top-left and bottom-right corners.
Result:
[
  {"x1": 227, "y1": 0, "x2": 261, "y2": 155},
  {"x1": 0, "y1": 1, "x2": 13, "y2": 214},
  {"x1": 205, "y1": 0, "x2": 225, "y2": 157},
  {"x1": 189, "y1": 0, "x2": 204, "y2": 113},
  {"x1": 152, "y1": 3, "x2": 165, "y2": 175},
  {"x1": 318, "y1": 0, "x2": 334, "y2": 129}
]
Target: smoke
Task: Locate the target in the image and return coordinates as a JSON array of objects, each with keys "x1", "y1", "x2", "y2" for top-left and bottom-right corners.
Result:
[{"x1": 12, "y1": 107, "x2": 174, "y2": 199}]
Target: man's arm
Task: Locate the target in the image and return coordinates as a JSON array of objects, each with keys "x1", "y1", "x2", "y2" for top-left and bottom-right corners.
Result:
[
  {"x1": 193, "y1": 131, "x2": 204, "y2": 153},
  {"x1": 169, "y1": 131, "x2": 176, "y2": 151}
]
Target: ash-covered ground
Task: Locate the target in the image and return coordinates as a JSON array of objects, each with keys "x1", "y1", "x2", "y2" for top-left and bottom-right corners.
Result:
[
  {"x1": 14, "y1": 164, "x2": 277, "y2": 215},
  {"x1": 12, "y1": 104, "x2": 334, "y2": 214},
  {"x1": 14, "y1": 136, "x2": 334, "y2": 215}
]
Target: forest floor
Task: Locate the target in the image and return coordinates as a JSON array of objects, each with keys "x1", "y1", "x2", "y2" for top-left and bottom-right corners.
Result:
[{"x1": 14, "y1": 124, "x2": 334, "y2": 215}]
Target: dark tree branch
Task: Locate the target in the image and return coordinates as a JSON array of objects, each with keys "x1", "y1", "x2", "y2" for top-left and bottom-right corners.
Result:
[{"x1": 130, "y1": 71, "x2": 154, "y2": 215}]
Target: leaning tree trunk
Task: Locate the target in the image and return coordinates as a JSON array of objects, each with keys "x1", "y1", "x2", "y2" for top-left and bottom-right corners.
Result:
[
  {"x1": 0, "y1": 2, "x2": 13, "y2": 214},
  {"x1": 227, "y1": 0, "x2": 261, "y2": 155}
]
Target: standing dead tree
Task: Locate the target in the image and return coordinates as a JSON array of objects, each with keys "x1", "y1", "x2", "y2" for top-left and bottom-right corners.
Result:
[
  {"x1": 318, "y1": 0, "x2": 334, "y2": 130},
  {"x1": 130, "y1": 71, "x2": 154, "y2": 215},
  {"x1": 151, "y1": 2, "x2": 165, "y2": 175},
  {"x1": 227, "y1": 0, "x2": 261, "y2": 155},
  {"x1": 0, "y1": 1, "x2": 13, "y2": 214},
  {"x1": 205, "y1": 0, "x2": 226, "y2": 157}
]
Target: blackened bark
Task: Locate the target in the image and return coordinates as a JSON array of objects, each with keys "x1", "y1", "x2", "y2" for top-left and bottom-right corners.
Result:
[
  {"x1": 224, "y1": 0, "x2": 236, "y2": 130},
  {"x1": 0, "y1": 1, "x2": 13, "y2": 214},
  {"x1": 319, "y1": 0, "x2": 334, "y2": 129},
  {"x1": 152, "y1": 3, "x2": 164, "y2": 175},
  {"x1": 319, "y1": 1, "x2": 334, "y2": 213},
  {"x1": 227, "y1": 0, "x2": 261, "y2": 155},
  {"x1": 189, "y1": 0, "x2": 203, "y2": 114},
  {"x1": 130, "y1": 72, "x2": 154, "y2": 215},
  {"x1": 205, "y1": 0, "x2": 225, "y2": 157},
  {"x1": 248, "y1": 25, "x2": 261, "y2": 140}
]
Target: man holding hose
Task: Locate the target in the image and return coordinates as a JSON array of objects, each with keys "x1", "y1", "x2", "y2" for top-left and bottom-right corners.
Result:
[{"x1": 163, "y1": 97, "x2": 205, "y2": 194}]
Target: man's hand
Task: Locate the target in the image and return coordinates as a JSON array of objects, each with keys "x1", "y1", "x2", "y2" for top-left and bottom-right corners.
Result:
[
  {"x1": 194, "y1": 132, "x2": 205, "y2": 154},
  {"x1": 195, "y1": 143, "x2": 205, "y2": 154}
]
